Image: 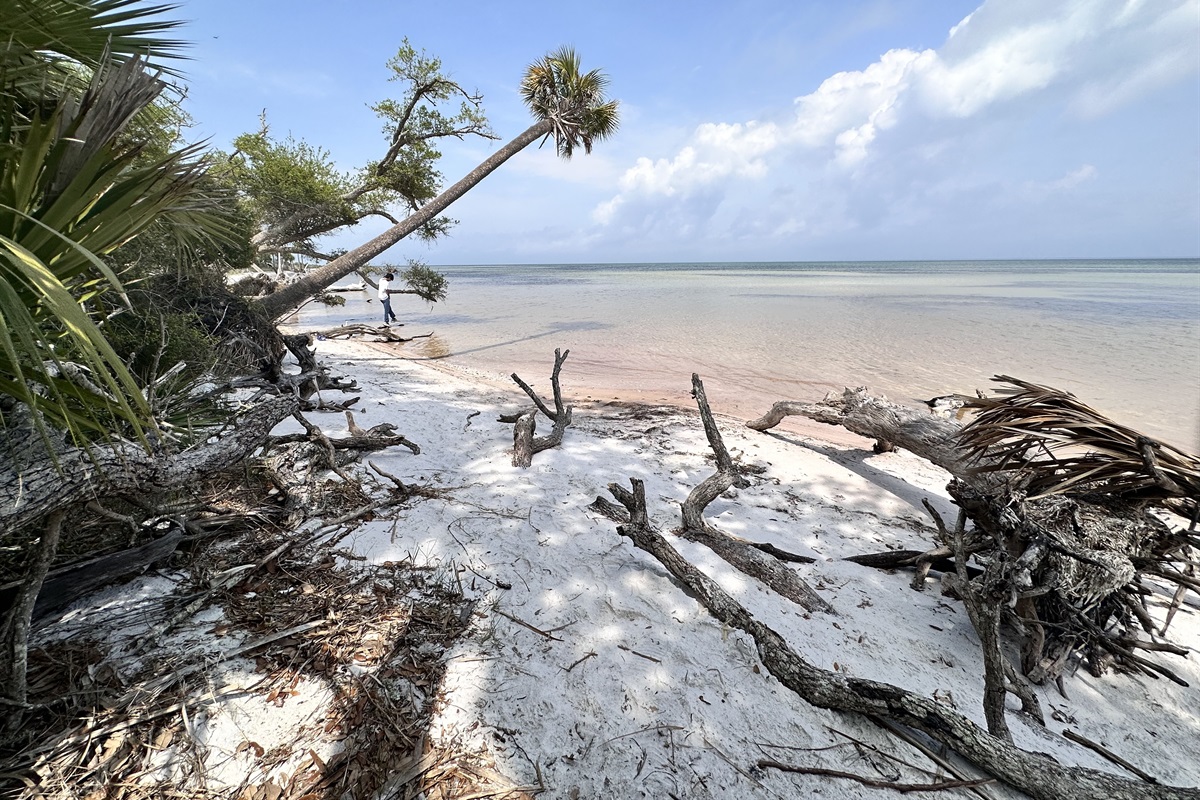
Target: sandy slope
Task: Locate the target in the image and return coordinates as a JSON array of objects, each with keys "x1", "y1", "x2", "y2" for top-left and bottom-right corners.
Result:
[
  {"x1": 280, "y1": 336, "x2": 1198, "y2": 797},
  {"x1": 32, "y1": 332, "x2": 1199, "y2": 798}
]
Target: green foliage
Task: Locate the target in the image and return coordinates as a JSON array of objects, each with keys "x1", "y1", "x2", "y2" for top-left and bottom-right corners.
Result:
[
  {"x1": 367, "y1": 39, "x2": 494, "y2": 213},
  {"x1": 0, "y1": 0, "x2": 187, "y2": 107},
  {"x1": 0, "y1": 1, "x2": 235, "y2": 445},
  {"x1": 100, "y1": 305, "x2": 219, "y2": 383},
  {"x1": 318, "y1": 293, "x2": 346, "y2": 306},
  {"x1": 521, "y1": 47, "x2": 620, "y2": 158},
  {"x1": 225, "y1": 121, "x2": 353, "y2": 228},
  {"x1": 399, "y1": 261, "x2": 448, "y2": 304},
  {"x1": 232, "y1": 40, "x2": 495, "y2": 261}
]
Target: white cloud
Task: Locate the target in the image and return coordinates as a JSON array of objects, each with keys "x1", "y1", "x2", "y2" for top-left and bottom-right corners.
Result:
[
  {"x1": 612, "y1": 120, "x2": 782, "y2": 199},
  {"x1": 1051, "y1": 164, "x2": 1098, "y2": 190},
  {"x1": 590, "y1": 0, "x2": 1198, "y2": 255},
  {"x1": 1022, "y1": 164, "x2": 1099, "y2": 197},
  {"x1": 793, "y1": 48, "x2": 931, "y2": 148}
]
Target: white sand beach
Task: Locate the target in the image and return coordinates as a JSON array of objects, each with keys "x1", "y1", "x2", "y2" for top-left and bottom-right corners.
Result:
[{"x1": 34, "y1": 326, "x2": 1199, "y2": 799}]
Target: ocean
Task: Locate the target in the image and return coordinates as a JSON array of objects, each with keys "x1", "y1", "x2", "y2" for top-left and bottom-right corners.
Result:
[{"x1": 307, "y1": 259, "x2": 1200, "y2": 450}]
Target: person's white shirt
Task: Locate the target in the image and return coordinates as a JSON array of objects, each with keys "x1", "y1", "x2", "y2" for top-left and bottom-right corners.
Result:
[{"x1": 377, "y1": 276, "x2": 390, "y2": 300}]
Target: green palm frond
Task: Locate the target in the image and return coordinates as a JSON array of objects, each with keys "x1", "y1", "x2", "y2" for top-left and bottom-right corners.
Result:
[
  {"x1": 520, "y1": 46, "x2": 620, "y2": 159},
  {"x1": 0, "y1": 230, "x2": 147, "y2": 438},
  {"x1": 0, "y1": 0, "x2": 186, "y2": 82},
  {"x1": 958, "y1": 375, "x2": 1200, "y2": 503},
  {"x1": 0, "y1": 15, "x2": 228, "y2": 447}
]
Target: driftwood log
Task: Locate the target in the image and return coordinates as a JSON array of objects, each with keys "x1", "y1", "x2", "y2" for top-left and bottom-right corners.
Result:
[
  {"x1": 0, "y1": 396, "x2": 297, "y2": 539},
  {"x1": 317, "y1": 325, "x2": 434, "y2": 344},
  {"x1": 678, "y1": 375, "x2": 833, "y2": 615},
  {"x1": 606, "y1": 478, "x2": 1198, "y2": 800},
  {"x1": 0, "y1": 396, "x2": 298, "y2": 709},
  {"x1": 746, "y1": 380, "x2": 1198, "y2": 690},
  {"x1": 747, "y1": 388, "x2": 970, "y2": 478},
  {"x1": 507, "y1": 349, "x2": 573, "y2": 468}
]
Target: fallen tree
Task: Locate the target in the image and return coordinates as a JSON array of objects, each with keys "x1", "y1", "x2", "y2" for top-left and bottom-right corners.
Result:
[
  {"x1": 604, "y1": 475, "x2": 1197, "y2": 800},
  {"x1": 0, "y1": 332, "x2": 429, "y2": 727},
  {"x1": 745, "y1": 377, "x2": 1198, "y2": 721}
]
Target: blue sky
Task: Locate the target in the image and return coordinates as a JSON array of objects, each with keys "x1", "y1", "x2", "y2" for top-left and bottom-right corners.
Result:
[{"x1": 178, "y1": 0, "x2": 1200, "y2": 265}]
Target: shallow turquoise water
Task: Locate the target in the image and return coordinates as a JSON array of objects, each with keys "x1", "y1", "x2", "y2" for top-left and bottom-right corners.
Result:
[{"x1": 310, "y1": 259, "x2": 1200, "y2": 449}]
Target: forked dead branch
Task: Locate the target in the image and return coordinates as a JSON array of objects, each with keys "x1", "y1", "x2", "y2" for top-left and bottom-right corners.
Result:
[
  {"x1": 678, "y1": 375, "x2": 833, "y2": 614},
  {"x1": 506, "y1": 348, "x2": 574, "y2": 468}
]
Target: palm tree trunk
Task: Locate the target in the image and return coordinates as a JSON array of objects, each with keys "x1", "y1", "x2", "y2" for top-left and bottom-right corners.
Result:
[{"x1": 256, "y1": 119, "x2": 553, "y2": 320}]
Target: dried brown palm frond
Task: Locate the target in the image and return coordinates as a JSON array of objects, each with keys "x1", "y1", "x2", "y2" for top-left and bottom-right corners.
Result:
[{"x1": 958, "y1": 376, "x2": 1200, "y2": 508}]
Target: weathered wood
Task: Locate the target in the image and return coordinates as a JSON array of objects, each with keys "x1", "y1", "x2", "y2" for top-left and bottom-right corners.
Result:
[
  {"x1": 750, "y1": 386, "x2": 1196, "y2": 686},
  {"x1": 0, "y1": 511, "x2": 63, "y2": 711},
  {"x1": 264, "y1": 411, "x2": 420, "y2": 456},
  {"x1": 0, "y1": 396, "x2": 298, "y2": 538},
  {"x1": 508, "y1": 349, "x2": 573, "y2": 468},
  {"x1": 318, "y1": 325, "x2": 435, "y2": 344},
  {"x1": 747, "y1": 541, "x2": 815, "y2": 564},
  {"x1": 680, "y1": 375, "x2": 833, "y2": 615},
  {"x1": 747, "y1": 391, "x2": 972, "y2": 480},
  {"x1": 588, "y1": 495, "x2": 630, "y2": 523},
  {"x1": 512, "y1": 411, "x2": 537, "y2": 468},
  {"x1": 606, "y1": 479, "x2": 1199, "y2": 800},
  {"x1": 681, "y1": 525, "x2": 832, "y2": 613},
  {"x1": 3, "y1": 528, "x2": 186, "y2": 625}
]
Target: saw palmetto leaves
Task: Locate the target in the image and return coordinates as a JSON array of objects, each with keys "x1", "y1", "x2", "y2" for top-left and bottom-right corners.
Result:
[
  {"x1": 0, "y1": 0, "x2": 186, "y2": 97},
  {"x1": 0, "y1": 4, "x2": 225, "y2": 446},
  {"x1": 958, "y1": 375, "x2": 1200, "y2": 503}
]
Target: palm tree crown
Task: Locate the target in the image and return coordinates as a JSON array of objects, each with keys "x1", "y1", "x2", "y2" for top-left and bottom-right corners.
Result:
[{"x1": 520, "y1": 46, "x2": 620, "y2": 159}]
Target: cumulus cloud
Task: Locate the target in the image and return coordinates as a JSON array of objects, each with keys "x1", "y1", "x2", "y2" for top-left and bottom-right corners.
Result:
[{"x1": 591, "y1": 0, "x2": 1198, "y2": 255}]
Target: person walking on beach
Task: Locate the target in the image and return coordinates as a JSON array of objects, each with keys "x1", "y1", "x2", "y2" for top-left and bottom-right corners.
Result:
[{"x1": 378, "y1": 272, "x2": 399, "y2": 326}]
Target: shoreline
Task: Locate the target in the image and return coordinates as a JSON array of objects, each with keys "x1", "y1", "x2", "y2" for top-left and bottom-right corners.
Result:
[
  {"x1": 347, "y1": 334, "x2": 875, "y2": 451},
  {"x1": 292, "y1": 255, "x2": 1200, "y2": 451}
]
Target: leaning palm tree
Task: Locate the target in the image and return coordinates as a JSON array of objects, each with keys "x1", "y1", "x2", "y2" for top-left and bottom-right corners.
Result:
[{"x1": 256, "y1": 47, "x2": 619, "y2": 320}]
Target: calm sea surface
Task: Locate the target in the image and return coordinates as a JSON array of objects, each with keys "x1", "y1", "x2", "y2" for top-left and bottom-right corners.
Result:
[{"x1": 305, "y1": 260, "x2": 1200, "y2": 450}]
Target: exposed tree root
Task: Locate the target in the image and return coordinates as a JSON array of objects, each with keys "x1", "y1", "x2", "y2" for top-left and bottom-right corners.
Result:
[
  {"x1": 604, "y1": 477, "x2": 1197, "y2": 800},
  {"x1": 746, "y1": 382, "x2": 1197, "y2": 690}
]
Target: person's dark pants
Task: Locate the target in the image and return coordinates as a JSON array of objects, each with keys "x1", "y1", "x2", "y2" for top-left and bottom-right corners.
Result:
[{"x1": 382, "y1": 296, "x2": 397, "y2": 323}]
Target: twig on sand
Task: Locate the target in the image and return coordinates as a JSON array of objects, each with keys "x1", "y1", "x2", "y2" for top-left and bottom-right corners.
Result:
[
  {"x1": 603, "y1": 723, "x2": 684, "y2": 746},
  {"x1": 1062, "y1": 729, "x2": 1159, "y2": 784},
  {"x1": 757, "y1": 760, "x2": 996, "y2": 794},
  {"x1": 493, "y1": 609, "x2": 563, "y2": 642},
  {"x1": 617, "y1": 644, "x2": 661, "y2": 664},
  {"x1": 562, "y1": 651, "x2": 598, "y2": 673}
]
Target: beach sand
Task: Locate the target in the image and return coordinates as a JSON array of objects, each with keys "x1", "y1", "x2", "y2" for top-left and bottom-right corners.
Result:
[{"x1": 33, "y1": 329, "x2": 1200, "y2": 798}]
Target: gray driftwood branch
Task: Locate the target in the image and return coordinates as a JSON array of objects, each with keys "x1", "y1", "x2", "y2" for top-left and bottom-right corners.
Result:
[
  {"x1": 682, "y1": 374, "x2": 833, "y2": 615},
  {"x1": 606, "y1": 478, "x2": 1196, "y2": 800},
  {"x1": 509, "y1": 349, "x2": 573, "y2": 468}
]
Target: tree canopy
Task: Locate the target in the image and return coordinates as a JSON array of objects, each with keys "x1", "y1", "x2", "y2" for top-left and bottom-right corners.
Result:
[
  {"x1": 255, "y1": 46, "x2": 619, "y2": 319},
  {"x1": 225, "y1": 39, "x2": 496, "y2": 265}
]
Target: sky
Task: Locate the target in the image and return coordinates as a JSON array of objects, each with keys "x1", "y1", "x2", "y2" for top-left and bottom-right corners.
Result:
[{"x1": 176, "y1": 0, "x2": 1200, "y2": 265}]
